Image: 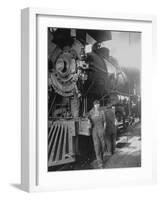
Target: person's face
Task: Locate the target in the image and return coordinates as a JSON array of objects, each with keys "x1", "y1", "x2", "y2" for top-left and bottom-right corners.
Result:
[{"x1": 94, "y1": 103, "x2": 100, "y2": 109}]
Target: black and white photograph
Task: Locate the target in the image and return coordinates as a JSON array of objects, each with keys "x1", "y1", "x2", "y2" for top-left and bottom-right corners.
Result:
[{"x1": 48, "y1": 27, "x2": 141, "y2": 172}]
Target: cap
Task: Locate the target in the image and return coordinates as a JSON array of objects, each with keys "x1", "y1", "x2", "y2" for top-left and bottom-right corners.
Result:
[{"x1": 93, "y1": 100, "x2": 100, "y2": 105}]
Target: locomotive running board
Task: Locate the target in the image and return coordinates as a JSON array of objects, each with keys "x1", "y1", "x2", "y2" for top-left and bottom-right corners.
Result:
[{"x1": 48, "y1": 120, "x2": 76, "y2": 167}]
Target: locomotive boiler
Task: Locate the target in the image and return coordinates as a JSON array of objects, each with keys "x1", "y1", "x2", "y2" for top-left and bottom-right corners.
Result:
[{"x1": 48, "y1": 28, "x2": 128, "y2": 169}]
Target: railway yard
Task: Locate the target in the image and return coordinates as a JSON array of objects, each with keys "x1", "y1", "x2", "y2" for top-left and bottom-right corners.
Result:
[{"x1": 47, "y1": 28, "x2": 141, "y2": 172}]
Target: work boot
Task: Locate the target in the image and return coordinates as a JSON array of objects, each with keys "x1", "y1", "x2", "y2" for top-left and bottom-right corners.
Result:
[{"x1": 97, "y1": 161, "x2": 103, "y2": 169}]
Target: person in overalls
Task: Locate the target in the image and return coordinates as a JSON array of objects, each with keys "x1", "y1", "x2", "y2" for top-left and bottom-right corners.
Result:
[
  {"x1": 104, "y1": 105, "x2": 117, "y2": 155},
  {"x1": 88, "y1": 100, "x2": 106, "y2": 169}
]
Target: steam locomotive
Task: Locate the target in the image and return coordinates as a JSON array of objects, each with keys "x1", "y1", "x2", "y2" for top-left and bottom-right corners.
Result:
[{"x1": 48, "y1": 28, "x2": 135, "y2": 169}]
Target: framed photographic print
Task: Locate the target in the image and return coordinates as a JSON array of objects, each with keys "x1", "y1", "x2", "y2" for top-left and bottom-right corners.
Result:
[{"x1": 21, "y1": 7, "x2": 156, "y2": 192}]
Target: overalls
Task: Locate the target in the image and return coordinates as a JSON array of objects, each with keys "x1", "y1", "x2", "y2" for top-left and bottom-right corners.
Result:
[
  {"x1": 104, "y1": 108, "x2": 116, "y2": 154},
  {"x1": 89, "y1": 109, "x2": 106, "y2": 168}
]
